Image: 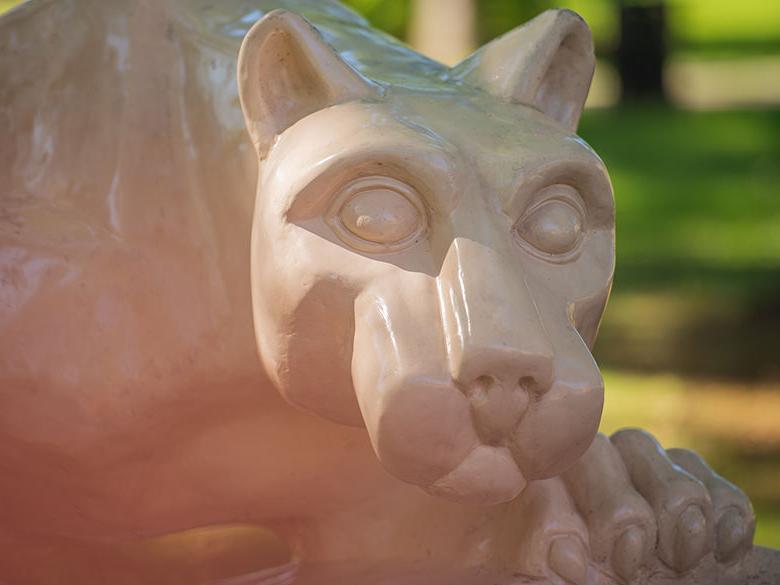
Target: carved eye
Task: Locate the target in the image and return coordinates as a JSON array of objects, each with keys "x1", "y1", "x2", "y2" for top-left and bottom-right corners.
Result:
[
  {"x1": 328, "y1": 176, "x2": 426, "y2": 252},
  {"x1": 515, "y1": 186, "x2": 585, "y2": 260}
]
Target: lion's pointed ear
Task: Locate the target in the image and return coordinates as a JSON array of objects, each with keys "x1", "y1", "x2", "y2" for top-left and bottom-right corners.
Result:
[
  {"x1": 238, "y1": 10, "x2": 380, "y2": 156},
  {"x1": 450, "y1": 9, "x2": 594, "y2": 131}
]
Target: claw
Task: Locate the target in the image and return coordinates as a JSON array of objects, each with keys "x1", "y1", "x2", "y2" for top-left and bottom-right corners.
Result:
[
  {"x1": 716, "y1": 507, "x2": 748, "y2": 564},
  {"x1": 549, "y1": 536, "x2": 588, "y2": 585},
  {"x1": 667, "y1": 447, "x2": 754, "y2": 565},
  {"x1": 612, "y1": 525, "x2": 647, "y2": 582},
  {"x1": 672, "y1": 505, "x2": 709, "y2": 572}
]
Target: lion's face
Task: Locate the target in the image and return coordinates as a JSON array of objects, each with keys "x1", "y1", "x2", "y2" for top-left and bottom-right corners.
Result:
[
  {"x1": 250, "y1": 93, "x2": 614, "y2": 505},
  {"x1": 238, "y1": 8, "x2": 613, "y2": 505}
]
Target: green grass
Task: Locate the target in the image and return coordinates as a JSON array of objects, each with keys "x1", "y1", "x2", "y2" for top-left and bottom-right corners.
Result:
[
  {"x1": 580, "y1": 106, "x2": 780, "y2": 267},
  {"x1": 580, "y1": 106, "x2": 780, "y2": 379},
  {"x1": 669, "y1": 0, "x2": 780, "y2": 49}
]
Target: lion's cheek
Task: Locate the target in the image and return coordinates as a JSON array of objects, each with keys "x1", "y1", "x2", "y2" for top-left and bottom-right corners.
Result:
[{"x1": 350, "y1": 273, "x2": 477, "y2": 485}]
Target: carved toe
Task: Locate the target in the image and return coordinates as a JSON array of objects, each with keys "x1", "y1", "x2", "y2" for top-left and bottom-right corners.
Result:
[
  {"x1": 672, "y1": 504, "x2": 709, "y2": 572},
  {"x1": 612, "y1": 525, "x2": 647, "y2": 582},
  {"x1": 715, "y1": 507, "x2": 749, "y2": 564},
  {"x1": 549, "y1": 536, "x2": 588, "y2": 585}
]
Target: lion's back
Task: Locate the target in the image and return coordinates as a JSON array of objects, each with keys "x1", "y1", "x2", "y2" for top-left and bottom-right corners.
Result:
[
  {"x1": 0, "y1": 0, "x2": 274, "y2": 449},
  {"x1": 0, "y1": 0, "x2": 431, "y2": 451}
]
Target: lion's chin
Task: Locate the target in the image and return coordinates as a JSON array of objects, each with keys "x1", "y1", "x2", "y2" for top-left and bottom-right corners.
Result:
[{"x1": 425, "y1": 445, "x2": 527, "y2": 506}]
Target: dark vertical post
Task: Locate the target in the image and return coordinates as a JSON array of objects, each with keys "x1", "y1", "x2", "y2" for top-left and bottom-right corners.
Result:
[{"x1": 617, "y1": 2, "x2": 667, "y2": 101}]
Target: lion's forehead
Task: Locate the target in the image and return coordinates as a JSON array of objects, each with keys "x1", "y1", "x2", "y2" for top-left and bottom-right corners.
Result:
[
  {"x1": 268, "y1": 96, "x2": 603, "y2": 206},
  {"x1": 394, "y1": 93, "x2": 603, "y2": 179}
]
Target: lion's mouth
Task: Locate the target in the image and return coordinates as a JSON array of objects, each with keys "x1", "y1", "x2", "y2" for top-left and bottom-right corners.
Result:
[
  {"x1": 420, "y1": 377, "x2": 533, "y2": 506},
  {"x1": 427, "y1": 444, "x2": 527, "y2": 505},
  {"x1": 352, "y1": 370, "x2": 601, "y2": 506}
]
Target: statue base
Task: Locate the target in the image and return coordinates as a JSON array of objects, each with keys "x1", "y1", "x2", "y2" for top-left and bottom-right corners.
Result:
[{"x1": 222, "y1": 546, "x2": 780, "y2": 585}]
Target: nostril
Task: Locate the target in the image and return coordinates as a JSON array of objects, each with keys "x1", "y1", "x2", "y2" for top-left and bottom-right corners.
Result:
[
  {"x1": 466, "y1": 375, "x2": 530, "y2": 446},
  {"x1": 468, "y1": 375, "x2": 495, "y2": 403},
  {"x1": 518, "y1": 375, "x2": 537, "y2": 393}
]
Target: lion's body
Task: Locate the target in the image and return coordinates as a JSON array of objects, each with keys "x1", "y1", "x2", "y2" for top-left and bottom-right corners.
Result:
[{"x1": 0, "y1": 0, "x2": 409, "y2": 541}]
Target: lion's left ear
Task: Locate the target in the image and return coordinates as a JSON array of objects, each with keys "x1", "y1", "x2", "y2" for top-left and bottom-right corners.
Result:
[
  {"x1": 450, "y1": 9, "x2": 594, "y2": 132},
  {"x1": 237, "y1": 10, "x2": 379, "y2": 157}
]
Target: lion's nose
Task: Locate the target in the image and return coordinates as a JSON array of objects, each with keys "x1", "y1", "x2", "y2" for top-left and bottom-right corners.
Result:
[{"x1": 438, "y1": 237, "x2": 555, "y2": 437}]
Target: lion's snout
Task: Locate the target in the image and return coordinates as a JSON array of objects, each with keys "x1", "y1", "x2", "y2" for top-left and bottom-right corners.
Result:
[
  {"x1": 347, "y1": 239, "x2": 603, "y2": 504},
  {"x1": 439, "y1": 238, "x2": 555, "y2": 447},
  {"x1": 438, "y1": 238, "x2": 555, "y2": 392}
]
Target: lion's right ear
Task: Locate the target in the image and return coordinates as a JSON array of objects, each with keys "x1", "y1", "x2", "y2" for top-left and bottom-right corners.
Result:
[
  {"x1": 450, "y1": 9, "x2": 594, "y2": 132},
  {"x1": 238, "y1": 10, "x2": 380, "y2": 157}
]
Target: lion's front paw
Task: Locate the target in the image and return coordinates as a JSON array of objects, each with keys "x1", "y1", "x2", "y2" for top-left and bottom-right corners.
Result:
[
  {"x1": 583, "y1": 430, "x2": 755, "y2": 580},
  {"x1": 496, "y1": 430, "x2": 755, "y2": 584}
]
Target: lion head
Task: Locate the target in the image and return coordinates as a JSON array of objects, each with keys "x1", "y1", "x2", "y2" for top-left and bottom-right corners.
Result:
[{"x1": 239, "y1": 8, "x2": 614, "y2": 505}]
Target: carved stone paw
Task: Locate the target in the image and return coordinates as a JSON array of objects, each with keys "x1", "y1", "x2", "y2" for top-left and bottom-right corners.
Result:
[{"x1": 497, "y1": 430, "x2": 755, "y2": 584}]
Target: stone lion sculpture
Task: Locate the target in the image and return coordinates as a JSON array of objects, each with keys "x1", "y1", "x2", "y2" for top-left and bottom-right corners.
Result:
[{"x1": 0, "y1": 1, "x2": 774, "y2": 584}]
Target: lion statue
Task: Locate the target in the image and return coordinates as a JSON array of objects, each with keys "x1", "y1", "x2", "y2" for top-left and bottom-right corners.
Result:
[{"x1": 0, "y1": 1, "x2": 769, "y2": 584}]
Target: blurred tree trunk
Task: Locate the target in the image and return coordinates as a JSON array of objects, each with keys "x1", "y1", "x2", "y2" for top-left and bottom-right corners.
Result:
[
  {"x1": 617, "y1": 2, "x2": 667, "y2": 101},
  {"x1": 410, "y1": 0, "x2": 476, "y2": 65}
]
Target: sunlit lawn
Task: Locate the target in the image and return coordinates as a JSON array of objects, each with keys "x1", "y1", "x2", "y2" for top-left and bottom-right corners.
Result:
[
  {"x1": 582, "y1": 106, "x2": 780, "y2": 381},
  {"x1": 580, "y1": 106, "x2": 780, "y2": 267}
]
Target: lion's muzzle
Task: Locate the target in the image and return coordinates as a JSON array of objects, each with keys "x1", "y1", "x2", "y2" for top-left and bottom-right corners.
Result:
[{"x1": 350, "y1": 239, "x2": 601, "y2": 505}]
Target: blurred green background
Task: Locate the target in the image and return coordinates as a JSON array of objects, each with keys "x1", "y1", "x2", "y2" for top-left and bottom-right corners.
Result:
[{"x1": 1, "y1": 0, "x2": 778, "y2": 576}]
